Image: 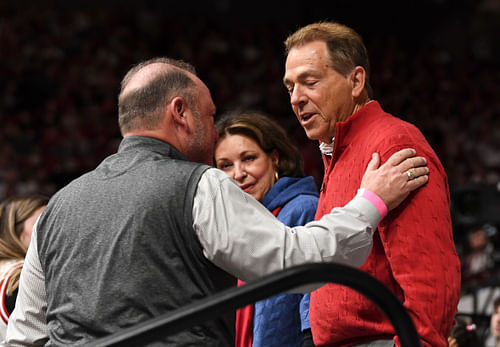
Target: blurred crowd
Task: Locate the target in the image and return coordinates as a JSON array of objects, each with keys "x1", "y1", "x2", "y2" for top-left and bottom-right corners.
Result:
[
  {"x1": 1, "y1": 1, "x2": 500, "y2": 345},
  {"x1": 0, "y1": 1, "x2": 499, "y2": 207}
]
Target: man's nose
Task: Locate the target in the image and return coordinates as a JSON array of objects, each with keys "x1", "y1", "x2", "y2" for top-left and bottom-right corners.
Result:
[{"x1": 290, "y1": 86, "x2": 306, "y2": 107}]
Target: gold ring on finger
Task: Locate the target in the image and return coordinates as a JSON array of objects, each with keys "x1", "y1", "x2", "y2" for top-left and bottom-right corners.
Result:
[{"x1": 406, "y1": 170, "x2": 415, "y2": 181}]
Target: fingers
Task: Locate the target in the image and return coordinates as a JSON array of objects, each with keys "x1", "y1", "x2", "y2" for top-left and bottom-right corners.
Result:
[
  {"x1": 385, "y1": 148, "x2": 416, "y2": 166},
  {"x1": 366, "y1": 153, "x2": 380, "y2": 171},
  {"x1": 399, "y1": 156, "x2": 427, "y2": 173},
  {"x1": 360, "y1": 148, "x2": 429, "y2": 212},
  {"x1": 403, "y1": 166, "x2": 429, "y2": 183},
  {"x1": 406, "y1": 174, "x2": 428, "y2": 191}
]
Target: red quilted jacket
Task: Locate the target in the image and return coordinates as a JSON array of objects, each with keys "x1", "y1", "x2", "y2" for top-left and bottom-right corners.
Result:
[{"x1": 310, "y1": 101, "x2": 461, "y2": 347}]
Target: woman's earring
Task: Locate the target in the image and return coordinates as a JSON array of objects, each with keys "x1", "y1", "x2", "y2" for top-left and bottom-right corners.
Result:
[{"x1": 274, "y1": 171, "x2": 279, "y2": 182}]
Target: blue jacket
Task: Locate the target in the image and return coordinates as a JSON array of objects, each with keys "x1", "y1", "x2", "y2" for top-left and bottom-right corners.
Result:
[{"x1": 253, "y1": 176, "x2": 319, "y2": 347}]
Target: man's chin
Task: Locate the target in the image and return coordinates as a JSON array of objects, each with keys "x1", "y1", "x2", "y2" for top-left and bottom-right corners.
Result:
[{"x1": 303, "y1": 130, "x2": 321, "y2": 142}]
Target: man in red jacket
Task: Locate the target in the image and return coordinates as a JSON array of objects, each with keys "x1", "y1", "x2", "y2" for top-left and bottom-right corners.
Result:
[{"x1": 283, "y1": 21, "x2": 461, "y2": 347}]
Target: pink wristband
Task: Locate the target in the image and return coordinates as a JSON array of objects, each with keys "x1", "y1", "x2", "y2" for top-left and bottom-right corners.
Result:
[{"x1": 358, "y1": 188, "x2": 388, "y2": 220}]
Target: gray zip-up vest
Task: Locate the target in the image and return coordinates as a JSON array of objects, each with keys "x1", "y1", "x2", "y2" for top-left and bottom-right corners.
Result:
[{"x1": 38, "y1": 136, "x2": 235, "y2": 346}]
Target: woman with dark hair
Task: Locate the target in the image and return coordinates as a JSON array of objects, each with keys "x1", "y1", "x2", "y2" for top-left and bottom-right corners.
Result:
[
  {"x1": 215, "y1": 111, "x2": 318, "y2": 347},
  {"x1": 0, "y1": 194, "x2": 49, "y2": 339},
  {"x1": 448, "y1": 316, "x2": 479, "y2": 347}
]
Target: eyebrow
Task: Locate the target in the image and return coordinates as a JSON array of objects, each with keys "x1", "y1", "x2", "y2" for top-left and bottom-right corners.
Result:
[
  {"x1": 216, "y1": 149, "x2": 259, "y2": 161},
  {"x1": 283, "y1": 69, "x2": 318, "y2": 86}
]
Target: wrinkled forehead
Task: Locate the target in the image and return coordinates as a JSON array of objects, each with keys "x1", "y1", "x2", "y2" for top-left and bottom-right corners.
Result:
[{"x1": 283, "y1": 41, "x2": 331, "y2": 82}]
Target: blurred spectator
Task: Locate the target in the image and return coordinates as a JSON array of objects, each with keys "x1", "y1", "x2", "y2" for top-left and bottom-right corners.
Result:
[
  {"x1": 487, "y1": 296, "x2": 500, "y2": 347},
  {"x1": 448, "y1": 316, "x2": 479, "y2": 347},
  {"x1": 0, "y1": 1, "x2": 498, "y2": 202},
  {"x1": 462, "y1": 224, "x2": 497, "y2": 281},
  {"x1": 0, "y1": 194, "x2": 49, "y2": 340}
]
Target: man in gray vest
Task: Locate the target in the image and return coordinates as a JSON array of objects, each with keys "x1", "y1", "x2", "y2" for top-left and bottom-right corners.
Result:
[{"x1": 3, "y1": 57, "x2": 428, "y2": 346}]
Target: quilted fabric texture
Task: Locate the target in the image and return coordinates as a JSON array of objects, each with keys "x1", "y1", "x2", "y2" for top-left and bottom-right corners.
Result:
[{"x1": 310, "y1": 101, "x2": 461, "y2": 347}]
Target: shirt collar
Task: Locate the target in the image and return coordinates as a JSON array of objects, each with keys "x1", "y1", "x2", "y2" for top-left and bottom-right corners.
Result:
[{"x1": 319, "y1": 137, "x2": 335, "y2": 156}]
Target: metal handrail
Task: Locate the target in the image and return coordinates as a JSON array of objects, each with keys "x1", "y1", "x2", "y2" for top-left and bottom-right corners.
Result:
[{"x1": 86, "y1": 263, "x2": 422, "y2": 347}]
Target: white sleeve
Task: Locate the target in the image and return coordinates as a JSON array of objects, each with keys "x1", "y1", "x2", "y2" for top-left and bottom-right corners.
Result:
[
  {"x1": 193, "y1": 168, "x2": 380, "y2": 284},
  {"x1": 1, "y1": 216, "x2": 48, "y2": 346}
]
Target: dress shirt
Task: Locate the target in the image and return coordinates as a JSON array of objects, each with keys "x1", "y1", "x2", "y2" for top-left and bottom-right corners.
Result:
[{"x1": 2, "y1": 168, "x2": 381, "y2": 346}]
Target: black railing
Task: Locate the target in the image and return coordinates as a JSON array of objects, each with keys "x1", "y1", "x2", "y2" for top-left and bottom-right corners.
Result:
[{"x1": 86, "y1": 263, "x2": 422, "y2": 347}]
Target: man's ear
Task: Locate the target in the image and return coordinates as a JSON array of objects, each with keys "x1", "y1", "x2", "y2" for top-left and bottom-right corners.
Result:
[
  {"x1": 350, "y1": 66, "x2": 366, "y2": 98},
  {"x1": 170, "y1": 97, "x2": 188, "y2": 127}
]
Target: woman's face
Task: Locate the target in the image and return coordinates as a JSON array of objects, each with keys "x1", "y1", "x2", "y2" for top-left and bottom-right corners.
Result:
[
  {"x1": 20, "y1": 205, "x2": 46, "y2": 249},
  {"x1": 215, "y1": 134, "x2": 278, "y2": 202},
  {"x1": 491, "y1": 306, "x2": 500, "y2": 339}
]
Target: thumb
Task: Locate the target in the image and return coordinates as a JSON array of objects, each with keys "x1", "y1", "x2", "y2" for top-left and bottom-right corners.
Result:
[{"x1": 366, "y1": 153, "x2": 380, "y2": 171}]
